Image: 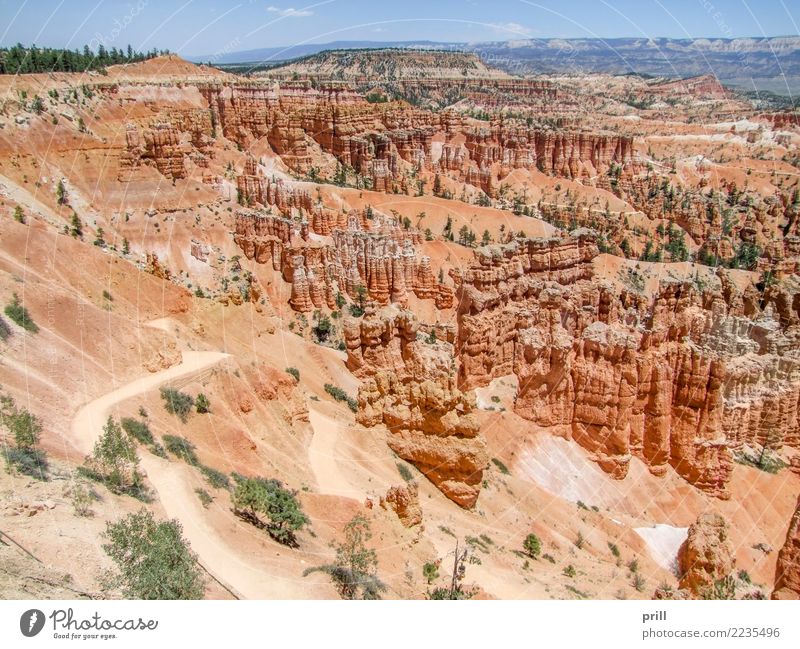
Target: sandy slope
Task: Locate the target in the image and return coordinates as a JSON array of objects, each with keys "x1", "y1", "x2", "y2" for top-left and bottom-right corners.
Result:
[
  {"x1": 307, "y1": 405, "x2": 367, "y2": 500},
  {"x1": 68, "y1": 350, "x2": 230, "y2": 456}
]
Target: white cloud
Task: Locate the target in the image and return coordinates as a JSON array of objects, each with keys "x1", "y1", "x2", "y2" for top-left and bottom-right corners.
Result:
[
  {"x1": 267, "y1": 6, "x2": 314, "y2": 18},
  {"x1": 489, "y1": 22, "x2": 534, "y2": 37}
]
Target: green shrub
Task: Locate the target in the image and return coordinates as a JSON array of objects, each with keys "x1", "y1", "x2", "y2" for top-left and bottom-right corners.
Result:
[
  {"x1": 423, "y1": 562, "x2": 439, "y2": 584},
  {"x1": 397, "y1": 462, "x2": 413, "y2": 482},
  {"x1": 195, "y1": 488, "x2": 213, "y2": 508},
  {"x1": 121, "y1": 417, "x2": 154, "y2": 445},
  {"x1": 285, "y1": 367, "x2": 300, "y2": 382},
  {"x1": 491, "y1": 457, "x2": 510, "y2": 475},
  {"x1": 150, "y1": 443, "x2": 167, "y2": 459},
  {"x1": 523, "y1": 533, "x2": 541, "y2": 559},
  {"x1": 4, "y1": 293, "x2": 38, "y2": 332},
  {"x1": 160, "y1": 387, "x2": 194, "y2": 423},
  {"x1": 195, "y1": 393, "x2": 210, "y2": 414},
  {"x1": 70, "y1": 479, "x2": 95, "y2": 516},
  {"x1": 324, "y1": 383, "x2": 358, "y2": 413},
  {"x1": 608, "y1": 542, "x2": 620, "y2": 558},
  {"x1": 303, "y1": 515, "x2": 385, "y2": 599},
  {"x1": 199, "y1": 464, "x2": 230, "y2": 490},
  {"x1": 1, "y1": 394, "x2": 42, "y2": 449},
  {"x1": 102, "y1": 508, "x2": 205, "y2": 599},
  {"x1": 0, "y1": 315, "x2": 10, "y2": 341},
  {"x1": 2, "y1": 446, "x2": 48, "y2": 480},
  {"x1": 232, "y1": 476, "x2": 309, "y2": 546},
  {"x1": 162, "y1": 435, "x2": 199, "y2": 466},
  {"x1": 563, "y1": 564, "x2": 576, "y2": 578},
  {"x1": 313, "y1": 314, "x2": 332, "y2": 342},
  {"x1": 82, "y1": 417, "x2": 146, "y2": 499},
  {"x1": 1, "y1": 394, "x2": 47, "y2": 480}
]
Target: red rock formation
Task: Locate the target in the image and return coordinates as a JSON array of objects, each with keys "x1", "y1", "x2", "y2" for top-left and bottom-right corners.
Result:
[
  {"x1": 380, "y1": 481, "x2": 423, "y2": 527},
  {"x1": 773, "y1": 496, "x2": 800, "y2": 599},
  {"x1": 119, "y1": 122, "x2": 186, "y2": 180},
  {"x1": 202, "y1": 81, "x2": 640, "y2": 196},
  {"x1": 234, "y1": 204, "x2": 448, "y2": 313},
  {"x1": 454, "y1": 230, "x2": 800, "y2": 497},
  {"x1": 678, "y1": 513, "x2": 735, "y2": 596},
  {"x1": 347, "y1": 305, "x2": 487, "y2": 508}
]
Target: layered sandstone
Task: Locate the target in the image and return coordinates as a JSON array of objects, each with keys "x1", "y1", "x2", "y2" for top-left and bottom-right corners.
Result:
[
  {"x1": 773, "y1": 496, "x2": 800, "y2": 600},
  {"x1": 233, "y1": 205, "x2": 451, "y2": 312},
  {"x1": 677, "y1": 513, "x2": 735, "y2": 596},
  {"x1": 454, "y1": 230, "x2": 800, "y2": 497},
  {"x1": 380, "y1": 481, "x2": 423, "y2": 528}
]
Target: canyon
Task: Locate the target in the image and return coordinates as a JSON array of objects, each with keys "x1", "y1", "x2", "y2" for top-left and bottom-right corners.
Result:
[{"x1": 0, "y1": 50, "x2": 799, "y2": 601}]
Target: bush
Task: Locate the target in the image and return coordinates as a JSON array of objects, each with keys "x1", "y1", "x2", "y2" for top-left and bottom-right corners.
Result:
[
  {"x1": 199, "y1": 464, "x2": 230, "y2": 490},
  {"x1": 324, "y1": 383, "x2": 358, "y2": 413},
  {"x1": 232, "y1": 476, "x2": 309, "y2": 546},
  {"x1": 4, "y1": 293, "x2": 38, "y2": 332},
  {"x1": 195, "y1": 488, "x2": 213, "y2": 508},
  {"x1": 423, "y1": 562, "x2": 439, "y2": 584},
  {"x1": 0, "y1": 315, "x2": 10, "y2": 341},
  {"x1": 2, "y1": 446, "x2": 48, "y2": 480},
  {"x1": 160, "y1": 387, "x2": 194, "y2": 423},
  {"x1": 491, "y1": 457, "x2": 510, "y2": 475},
  {"x1": 102, "y1": 508, "x2": 205, "y2": 599},
  {"x1": 195, "y1": 393, "x2": 210, "y2": 414},
  {"x1": 121, "y1": 417, "x2": 154, "y2": 445},
  {"x1": 563, "y1": 564, "x2": 576, "y2": 578},
  {"x1": 608, "y1": 542, "x2": 620, "y2": 558},
  {"x1": 303, "y1": 515, "x2": 385, "y2": 599},
  {"x1": 397, "y1": 462, "x2": 413, "y2": 482},
  {"x1": 1, "y1": 393, "x2": 42, "y2": 449},
  {"x1": 523, "y1": 533, "x2": 541, "y2": 559},
  {"x1": 82, "y1": 417, "x2": 145, "y2": 499},
  {"x1": 313, "y1": 314, "x2": 332, "y2": 342},
  {"x1": 285, "y1": 367, "x2": 300, "y2": 382},
  {"x1": 1, "y1": 394, "x2": 47, "y2": 480},
  {"x1": 162, "y1": 435, "x2": 199, "y2": 466},
  {"x1": 150, "y1": 443, "x2": 167, "y2": 458},
  {"x1": 70, "y1": 479, "x2": 95, "y2": 517}
]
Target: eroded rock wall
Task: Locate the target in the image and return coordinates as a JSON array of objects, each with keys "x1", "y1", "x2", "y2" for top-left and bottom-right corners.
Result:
[
  {"x1": 346, "y1": 305, "x2": 488, "y2": 508},
  {"x1": 454, "y1": 230, "x2": 800, "y2": 497}
]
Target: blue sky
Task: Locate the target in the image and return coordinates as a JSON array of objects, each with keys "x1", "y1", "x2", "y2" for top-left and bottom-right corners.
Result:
[{"x1": 0, "y1": 0, "x2": 797, "y2": 57}]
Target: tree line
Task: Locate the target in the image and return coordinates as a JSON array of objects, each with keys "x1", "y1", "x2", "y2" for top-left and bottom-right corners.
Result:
[{"x1": 0, "y1": 43, "x2": 168, "y2": 74}]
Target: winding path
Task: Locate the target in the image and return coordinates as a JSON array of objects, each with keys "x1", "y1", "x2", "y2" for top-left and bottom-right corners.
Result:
[{"x1": 68, "y1": 348, "x2": 315, "y2": 599}]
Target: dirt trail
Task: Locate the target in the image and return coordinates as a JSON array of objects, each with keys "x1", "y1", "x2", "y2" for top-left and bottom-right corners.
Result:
[
  {"x1": 0, "y1": 172, "x2": 66, "y2": 229},
  {"x1": 68, "y1": 350, "x2": 230, "y2": 455},
  {"x1": 66, "y1": 346, "x2": 315, "y2": 598}
]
